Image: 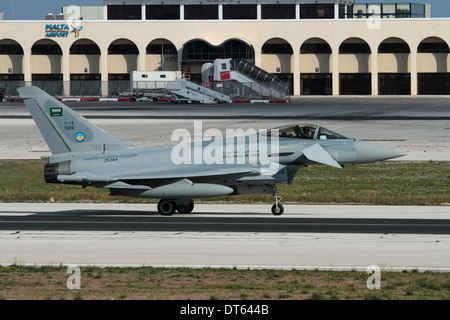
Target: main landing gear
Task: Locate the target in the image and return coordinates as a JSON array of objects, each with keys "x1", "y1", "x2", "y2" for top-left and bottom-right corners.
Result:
[
  {"x1": 157, "y1": 187, "x2": 285, "y2": 216},
  {"x1": 157, "y1": 199, "x2": 194, "y2": 215}
]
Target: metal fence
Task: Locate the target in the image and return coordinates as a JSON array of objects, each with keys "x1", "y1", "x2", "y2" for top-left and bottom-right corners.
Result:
[
  {"x1": 209, "y1": 81, "x2": 290, "y2": 100},
  {"x1": 0, "y1": 80, "x2": 290, "y2": 101}
]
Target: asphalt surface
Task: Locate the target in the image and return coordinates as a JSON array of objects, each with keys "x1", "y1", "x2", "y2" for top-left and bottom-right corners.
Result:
[
  {"x1": 2, "y1": 214, "x2": 450, "y2": 234},
  {"x1": 1, "y1": 204, "x2": 449, "y2": 269},
  {"x1": 1, "y1": 96, "x2": 450, "y2": 120}
]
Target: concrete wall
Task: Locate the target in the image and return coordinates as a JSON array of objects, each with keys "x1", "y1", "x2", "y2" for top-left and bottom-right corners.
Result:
[{"x1": 0, "y1": 18, "x2": 449, "y2": 95}]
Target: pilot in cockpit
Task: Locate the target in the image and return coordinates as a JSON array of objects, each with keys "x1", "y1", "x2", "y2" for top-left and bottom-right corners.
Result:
[{"x1": 299, "y1": 126, "x2": 314, "y2": 139}]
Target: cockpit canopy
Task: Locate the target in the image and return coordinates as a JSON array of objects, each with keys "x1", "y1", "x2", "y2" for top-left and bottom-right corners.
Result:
[{"x1": 262, "y1": 124, "x2": 349, "y2": 140}]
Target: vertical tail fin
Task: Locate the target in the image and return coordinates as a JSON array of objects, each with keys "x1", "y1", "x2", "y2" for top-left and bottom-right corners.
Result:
[{"x1": 18, "y1": 86, "x2": 120, "y2": 154}]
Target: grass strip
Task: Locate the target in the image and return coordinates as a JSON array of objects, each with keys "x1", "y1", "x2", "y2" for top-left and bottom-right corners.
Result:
[
  {"x1": 0, "y1": 160, "x2": 448, "y2": 205},
  {"x1": 0, "y1": 265, "x2": 450, "y2": 300}
]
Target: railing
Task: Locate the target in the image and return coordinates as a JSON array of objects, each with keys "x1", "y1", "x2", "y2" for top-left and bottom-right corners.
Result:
[
  {"x1": 0, "y1": 79, "x2": 290, "y2": 101},
  {"x1": 230, "y1": 59, "x2": 290, "y2": 96},
  {"x1": 208, "y1": 81, "x2": 290, "y2": 100}
]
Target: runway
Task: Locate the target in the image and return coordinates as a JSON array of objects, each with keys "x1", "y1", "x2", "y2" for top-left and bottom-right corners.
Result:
[
  {"x1": 1, "y1": 203, "x2": 450, "y2": 270},
  {"x1": 0, "y1": 97, "x2": 449, "y2": 270},
  {"x1": 2, "y1": 207, "x2": 450, "y2": 234}
]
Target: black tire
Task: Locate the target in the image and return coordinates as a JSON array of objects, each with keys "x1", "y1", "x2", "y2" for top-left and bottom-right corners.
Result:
[
  {"x1": 271, "y1": 204, "x2": 284, "y2": 215},
  {"x1": 157, "y1": 199, "x2": 176, "y2": 215},
  {"x1": 176, "y1": 201, "x2": 194, "y2": 214}
]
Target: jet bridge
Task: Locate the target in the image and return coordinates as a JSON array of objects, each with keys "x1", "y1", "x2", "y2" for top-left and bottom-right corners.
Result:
[{"x1": 202, "y1": 58, "x2": 290, "y2": 100}]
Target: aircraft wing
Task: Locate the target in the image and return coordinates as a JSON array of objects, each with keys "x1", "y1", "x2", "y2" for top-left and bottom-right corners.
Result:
[
  {"x1": 302, "y1": 143, "x2": 342, "y2": 169},
  {"x1": 114, "y1": 166, "x2": 256, "y2": 181},
  {"x1": 56, "y1": 166, "x2": 255, "y2": 187}
]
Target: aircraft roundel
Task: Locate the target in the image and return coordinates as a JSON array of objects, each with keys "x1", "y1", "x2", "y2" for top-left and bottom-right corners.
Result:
[{"x1": 75, "y1": 132, "x2": 85, "y2": 142}]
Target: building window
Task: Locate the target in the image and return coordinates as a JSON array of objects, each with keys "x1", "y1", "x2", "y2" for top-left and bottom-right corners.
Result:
[
  {"x1": 32, "y1": 74, "x2": 63, "y2": 81},
  {"x1": 182, "y1": 39, "x2": 254, "y2": 61},
  {"x1": 300, "y1": 4, "x2": 334, "y2": 19},
  {"x1": 0, "y1": 44, "x2": 24, "y2": 55},
  {"x1": 0, "y1": 74, "x2": 24, "y2": 81},
  {"x1": 146, "y1": 5, "x2": 180, "y2": 20},
  {"x1": 382, "y1": 3, "x2": 396, "y2": 18},
  {"x1": 301, "y1": 73, "x2": 332, "y2": 95},
  {"x1": 378, "y1": 43, "x2": 410, "y2": 54},
  {"x1": 184, "y1": 5, "x2": 218, "y2": 20},
  {"x1": 379, "y1": 73, "x2": 411, "y2": 95},
  {"x1": 107, "y1": 5, "x2": 142, "y2": 20},
  {"x1": 147, "y1": 44, "x2": 177, "y2": 55},
  {"x1": 300, "y1": 43, "x2": 332, "y2": 54},
  {"x1": 108, "y1": 44, "x2": 139, "y2": 55},
  {"x1": 261, "y1": 4, "x2": 295, "y2": 19},
  {"x1": 108, "y1": 74, "x2": 130, "y2": 81},
  {"x1": 339, "y1": 43, "x2": 371, "y2": 54},
  {"x1": 262, "y1": 43, "x2": 293, "y2": 55},
  {"x1": 31, "y1": 44, "x2": 62, "y2": 55},
  {"x1": 340, "y1": 73, "x2": 371, "y2": 95},
  {"x1": 353, "y1": 4, "x2": 367, "y2": 18},
  {"x1": 418, "y1": 42, "x2": 450, "y2": 53},
  {"x1": 418, "y1": 73, "x2": 450, "y2": 95},
  {"x1": 70, "y1": 74, "x2": 101, "y2": 81},
  {"x1": 396, "y1": 3, "x2": 410, "y2": 18},
  {"x1": 411, "y1": 3, "x2": 425, "y2": 18},
  {"x1": 223, "y1": 5, "x2": 257, "y2": 20},
  {"x1": 343, "y1": 3, "x2": 426, "y2": 20},
  {"x1": 70, "y1": 45, "x2": 101, "y2": 55}
]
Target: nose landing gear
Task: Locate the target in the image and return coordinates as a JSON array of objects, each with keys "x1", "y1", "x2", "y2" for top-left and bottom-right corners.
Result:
[{"x1": 270, "y1": 186, "x2": 284, "y2": 215}]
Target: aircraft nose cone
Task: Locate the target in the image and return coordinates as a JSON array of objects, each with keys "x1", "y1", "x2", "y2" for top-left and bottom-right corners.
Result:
[{"x1": 355, "y1": 141, "x2": 405, "y2": 163}]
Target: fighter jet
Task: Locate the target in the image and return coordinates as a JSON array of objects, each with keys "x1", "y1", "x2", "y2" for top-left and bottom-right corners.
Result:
[{"x1": 18, "y1": 86, "x2": 404, "y2": 215}]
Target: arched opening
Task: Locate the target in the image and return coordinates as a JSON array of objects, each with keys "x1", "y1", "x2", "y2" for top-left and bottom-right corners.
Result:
[
  {"x1": 300, "y1": 38, "x2": 332, "y2": 95},
  {"x1": 181, "y1": 38, "x2": 254, "y2": 83},
  {"x1": 31, "y1": 39, "x2": 63, "y2": 96},
  {"x1": 107, "y1": 39, "x2": 139, "y2": 95},
  {"x1": 0, "y1": 39, "x2": 24, "y2": 97},
  {"x1": 378, "y1": 37, "x2": 411, "y2": 95},
  {"x1": 339, "y1": 37, "x2": 372, "y2": 95},
  {"x1": 146, "y1": 39, "x2": 178, "y2": 71},
  {"x1": 261, "y1": 38, "x2": 293, "y2": 94},
  {"x1": 417, "y1": 37, "x2": 450, "y2": 94},
  {"x1": 69, "y1": 39, "x2": 101, "y2": 96}
]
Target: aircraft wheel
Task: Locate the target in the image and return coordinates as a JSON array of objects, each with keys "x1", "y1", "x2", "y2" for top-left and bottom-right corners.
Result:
[
  {"x1": 157, "y1": 199, "x2": 176, "y2": 215},
  {"x1": 176, "y1": 201, "x2": 194, "y2": 214},
  {"x1": 271, "y1": 204, "x2": 284, "y2": 216}
]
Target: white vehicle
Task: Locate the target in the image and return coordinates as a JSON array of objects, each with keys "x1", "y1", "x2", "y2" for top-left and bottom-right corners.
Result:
[
  {"x1": 121, "y1": 71, "x2": 183, "y2": 101},
  {"x1": 131, "y1": 71, "x2": 182, "y2": 90}
]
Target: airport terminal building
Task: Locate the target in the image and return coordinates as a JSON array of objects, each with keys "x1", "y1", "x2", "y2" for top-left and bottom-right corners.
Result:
[{"x1": 0, "y1": 0, "x2": 449, "y2": 97}]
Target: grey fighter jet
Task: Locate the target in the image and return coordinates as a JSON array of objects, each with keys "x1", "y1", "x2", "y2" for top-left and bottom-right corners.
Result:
[{"x1": 18, "y1": 86, "x2": 405, "y2": 215}]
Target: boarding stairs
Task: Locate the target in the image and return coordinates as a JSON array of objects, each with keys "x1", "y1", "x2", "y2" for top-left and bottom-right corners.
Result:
[
  {"x1": 204, "y1": 59, "x2": 289, "y2": 100},
  {"x1": 166, "y1": 78, "x2": 232, "y2": 104},
  {"x1": 230, "y1": 59, "x2": 289, "y2": 99}
]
